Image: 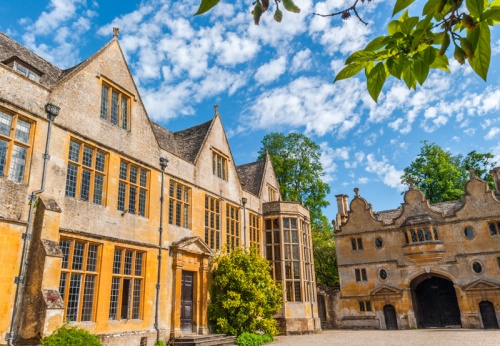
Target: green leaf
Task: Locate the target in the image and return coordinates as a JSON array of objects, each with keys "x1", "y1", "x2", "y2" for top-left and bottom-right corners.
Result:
[
  {"x1": 401, "y1": 16, "x2": 419, "y2": 34},
  {"x1": 469, "y1": 22, "x2": 490, "y2": 81},
  {"x1": 345, "y1": 50, "x2": 374, "y2": 64},
  {"x1": 194, "y1": 0, "x2": 220, "y2": 15},
  {"x1": 334, "y1": 64, "x2": 364, "y2": 82},
  {"x1": 422, "y1": 46, "x2": 437, "y2": 65},
  {"x1": 365, "y1": 36, "x2": 388, "y2": 51},
  {"x1": 386, "y1": 56, "x2": 404, "y2": 79},
  {"x1": 365, "y1": 61, "x2": 375, "y2": 78},
  {"x1": 422, "y1": 0, "x2": 440, "y2": 16},
  {"x1": 402, "y1": 62, "x2": 417, "y2": 89},
  {"x1": 283, "y1": 0, "x2": 301, "y2": 13},
  {"x1": 429, "y1": 54, "x2": 450, "y2": 72},
  {"x1": 388, "y1": 20, "x2": 402, "y2": 35},
  {"x1": 393, "y1": 0, "x2": 416, "y2": 16},
  {"x1": 482, "y1": 8, "x2": 500, "y2": 21},
  {"x1": 413, "y1": 58, "x2": 430, "y2": 85},
  {"x1": 367, "y1": 63, "x2": 387, "y2": 102},
  {"x1": 466, "y1": 0, "x2": 484, "y2": 17}
]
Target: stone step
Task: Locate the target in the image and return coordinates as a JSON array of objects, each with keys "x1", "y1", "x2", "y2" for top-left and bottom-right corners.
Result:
[{"x1": 172, "y1": 334, "x2": 236, "y2": 346}]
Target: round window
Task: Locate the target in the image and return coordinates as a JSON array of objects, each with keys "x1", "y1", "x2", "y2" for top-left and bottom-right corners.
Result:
[
  {"x1": 375, "y1": 237, "x2": 383, "y2": 248},
  {"x1": 379, "y1": 269, "x2": 388, "y2": 280},
  {"x1": 472, "y1": 261, "x2": 483, "y2": 274},
  {"x1": 464, "y1": 227, "x2": 474, "y2": 239}
]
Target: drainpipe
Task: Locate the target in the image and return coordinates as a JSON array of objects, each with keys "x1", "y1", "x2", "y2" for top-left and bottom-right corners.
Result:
[
  {"x1": 242, "y1": 197, "x2": 247, "y2": 247},
  {"x1": 7, "y1": 103, "x2": 60, "y2": 346},
  {"x1": 155, "y1": 157, "x2": 168, "y2": 343}
]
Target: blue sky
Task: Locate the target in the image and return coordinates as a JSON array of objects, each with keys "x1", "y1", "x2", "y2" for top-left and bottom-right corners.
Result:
[{"x1": 2, "y1": 0, "x2": 500, "y2": 221}]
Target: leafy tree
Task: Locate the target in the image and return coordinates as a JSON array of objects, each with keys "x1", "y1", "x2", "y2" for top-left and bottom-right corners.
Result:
[
  {"x1": 257, "y1": 132, "x2": 330, "y2": 227},
  {"x1": 401, "y1": 141, "x2": 496, "y2": 203},
  {"x1": 311, "y1": 222, "x2": 339, "y2": 286},
  {"x1": 208, "y1": 247, "x2": 283, "y2": 336},
  {"x1": 196, "y1": 0, "x2": 500, "y2": 101}
]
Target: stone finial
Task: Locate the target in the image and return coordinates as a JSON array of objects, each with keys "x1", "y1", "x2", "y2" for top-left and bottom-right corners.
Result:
[
  {"x1": 214, "y1": 104, "x2": 219, "y2": 116},
  {"x1": 408, "y1": 177, "x2": 415, "y2": 188},
  {"x1": 468, "y1": 167, "x2": 476, "y2": 178},
  {"x1": 113, "y1": 27, "x2": 120, "y2": 38},
  {"x1": 354, "y1": 187, "x2": 359, "y2": 197}
]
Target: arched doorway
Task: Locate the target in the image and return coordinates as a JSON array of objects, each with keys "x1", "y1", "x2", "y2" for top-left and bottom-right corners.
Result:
[
  {"x1": 480, "y1": 301, "x2": 499, "y2": 329},
  {"x1": 411, "y1": 275, "x2": 461, "y2": 328},
  {"x1": 383, "y1": 305, "x2": 398, "y2": 330}
]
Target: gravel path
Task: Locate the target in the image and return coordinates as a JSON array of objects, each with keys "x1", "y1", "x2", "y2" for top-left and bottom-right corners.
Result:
[{"x1": 269, "y1": 329, "x2": 500, "y2": 346}]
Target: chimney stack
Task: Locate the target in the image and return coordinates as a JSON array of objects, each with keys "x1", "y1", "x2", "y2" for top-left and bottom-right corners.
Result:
[
  {"x1": 335, "y1": 194, "x2": 349, "y2": 226},
  {"x1": 490, "y1": 167, "x2": 500, "y2": 193}
]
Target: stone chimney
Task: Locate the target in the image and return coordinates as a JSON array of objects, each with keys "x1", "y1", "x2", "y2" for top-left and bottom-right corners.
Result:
[
  {"x1": 335, "y1": 194, "x2": 348, "y2": 226},
  {"x1": 490, "y1": 167, "x2": 500, "y2": 192}
]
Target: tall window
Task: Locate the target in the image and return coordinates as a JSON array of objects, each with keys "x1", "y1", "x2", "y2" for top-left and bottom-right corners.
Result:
[
  {"x1": 268, "y1": 185, "x2": 278, "y2": 202},
  {"x1": 118, "y1": 161, "x2": 149, "y2": 216},
  {"x1": 226, "y1": 203, "x2": 240, "y2": 251},
  {"x1": 205, "y1": 195, "x2": 221, "y2": 250},
  {"x1": 488, "y1": 222, "x2": 500, "y2": 236},
  {"x1": 65, "y1": 140, "x2": 107, "y2": 204},
  {"x1": 283, "y1": 217, "x2": 301, "y2": 302},
  {"x1": 0, "y1": 110, "x2": 32, "y2": 183},
  {"x1": 109, "y1": 248, "x2": 144, "y2": 320},
  {"x1": 351, "y1": 237, "x2": 363, "y2": 250},
  {"x1": 59, "y1": 239, "x2": 100, "y2": 322},
  {"x1": 403, "y1": 227, "x2": 439, "y2": 244},
  {"x1": 212, "y1": 151, "x2": 227, "y2": 180},
  {"x1": 302, "y1": 220, "x2": 314, "y2": 302},
  {"x1": 265, "y1": 218, "x2": 282, "y2": 284},
  {"x1": 359, "y1": 301, "x2": 372, "y2": 312},
  {"x1": 355, "y1": 268, "x2": 368, "y2": 282},
  {"x1": 168, "y1": 180, "x2": 190, "y2": 228},
  {"x1": 249, "y1": 213, "x2": 261, "y2": 249},
  {"x1": 100, "y1": 81, "x2": 130, "y2": 130}
]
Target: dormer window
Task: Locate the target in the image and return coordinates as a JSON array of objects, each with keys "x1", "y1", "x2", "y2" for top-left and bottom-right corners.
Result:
[
  {"x1": 212, "y1": 150, "x2": 228, "y2": 180},
  {"x1": 403, "y1": 227, "x2": 439, "y2": 244},
  {"x1": 4, "y1": 57, "x2": 42, "y2": 82}
]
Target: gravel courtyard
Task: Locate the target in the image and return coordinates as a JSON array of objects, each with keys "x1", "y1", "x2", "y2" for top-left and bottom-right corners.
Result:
[{"x1": 270, "y1": 329, "x2": 500, "y2": 346}]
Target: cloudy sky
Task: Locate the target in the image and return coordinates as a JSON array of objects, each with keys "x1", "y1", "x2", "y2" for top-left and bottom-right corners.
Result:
[{"x1": 2, "y1": 0, "x2": 500, "y2": 219}]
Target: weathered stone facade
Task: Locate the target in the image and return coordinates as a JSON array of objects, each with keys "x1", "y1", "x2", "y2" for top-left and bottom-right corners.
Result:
[
  {"x1": 333, "y1": 171, "x2": 500, "y2": 330},
  {"x1": 0, "y1": 32, "x2": 320, "y2": 345}
]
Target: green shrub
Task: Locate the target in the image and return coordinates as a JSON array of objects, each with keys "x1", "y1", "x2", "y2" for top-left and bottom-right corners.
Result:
[
  {"x1": 154, "y1": 341, "x2": 167, "y2": 346},
  {"x1": 236, "y1": 332, "x2": 273, "y2": 346},
  {"x1": 208, "y1": 247, "x2": 283, "y2": 336},
  {"x1": 41, "y1": 325, "x2": 102, "y2": 346}
]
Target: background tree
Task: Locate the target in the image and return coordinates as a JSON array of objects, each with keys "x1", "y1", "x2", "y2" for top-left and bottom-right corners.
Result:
[
  {"x1": 208, "y1": 247, "x2": 283, "y2": 337},
  {"x1": 311, "y1": 220, "x2": 339, "y2": 286},
  {"x1": 401, "y1": 141, "x2": 496, "y2": 203},
  {"x1": 258, "y1": 132, "x2": 330, "y2": 227},
  {"x1": 196, "y1": 0, "x2": 500, "y2": 101}
]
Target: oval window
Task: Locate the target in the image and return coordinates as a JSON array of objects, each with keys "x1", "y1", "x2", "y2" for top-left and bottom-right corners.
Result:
[
  {"x1": 472, "y1": 261, "x2": 483, "y2": 274},
  {"x1": 375, "y1": 237, "x2": 383, "y2": 248},
  {"x1": 464, "y1": 227, "x2": 474, "y2": 239},
  {"x1": 379, "y1": 269, "x2": 388, "y2": 280}
]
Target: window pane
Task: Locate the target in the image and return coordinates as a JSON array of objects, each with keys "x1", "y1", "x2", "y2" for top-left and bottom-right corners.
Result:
[
  {"x1": 176, "y1": 185, "x2": 182, "y2": 200},
  {"x1": 129, "y1": 166, "x2": 137, "y2": 184},
  {"x1": 66, "y1": 274, "x2": 82, "y2": 321},
  {"x1": 140, "y1": 170, "x2": 147, "y2": 187},
  {"x1": 184, "y1": 205, "x2": 189, "y2": 228},
  {"x1": 132, "y1": 279, "x2": 141, "y2": 319},
  {"x1": 170, "y1": 182, "x2": 175, "y2": 197},
  {"x1": 0, "y1": 111, "x2": 12, "y2": 136},
  {"x1": 121, "y1": 279, "x2": 131, "y2": 319},
  {"x1": 95, "y1": 152, "x2": 105, "y2": 172},
  {"x1": 8, "y1": 145, "x2": 27, "y2": 182},
  {"x1": 135, "y1": 253, "x2": 143, "y2": 276},
  {"x1": 294, "y1": 282, "x2": 301, "y2": 302},
  {"x1": 72, "y1": 242, "x2": 84, "y2": 270},
  {"x1": 81, "y1": 275, "x2": 95, "y2": 321},
  {"x1": 69, "y1": 141, "x2": 80, "y2": 162},
  {"x1": 124, "y1": 251, "x2": 133, "y2": 275},
  {"x1": 109, "y1": 277, "x2": 120, "y2": 320},
  {"x1": 113, "y1": 249, "x2": 122, "y2": 274},
  {"x1": 82, "y1": 147, "x2": 93, "y2": 167},
  {"x1": 111, "y1": 91, "x2": 119, "y2": 125},
  {"x1": 93, "y1": 174, "x2": 104, "y2": 205},
  {"x1": 129, "y1": 186, "x2": 137, "y2": 213},
  {"x1": 184, "y1": 188, "x2": 189, "y2": 203},
  {"x1": 290, "y1": 218, "x2": 297, "y2": 229},
  {"x1": 0, "y1": 139, "x2": 7, "y2": 176},
  {"x1": 118, "y1": 182, "x2": 126, "y2": 211},
  {"x1": 87, "y1": 245, "x2": 98, "y2": 272},
  {"x1": 121, "y1": 97, "x2": 128, "y2": 130},
  {"x1": 489, "y1": 223, "x2": 497, "y2": 236},
  {"x1": 100, "y1": 85, "x2": 109, "y2": 120},
  {"x1": 169, "y1": 201, "x2": 174, "y2": 224},
  {"x1": 119, "y1": 162, "x2": 128, "y2": 180},
  {"x1": 59, "y1": 272, "x2": 67, "y2": 297},
  {"x1": 15, "y1": 119, "x2": 30, "y2": 143},
  {"x1": 80, "y1": 169, "x2": 91, "y2": 201},
  {"x1": 139, "y1": 189, "x2": 146, "y2": 216},
  {"x1": 176, "y1": 202, "x2": 181, "y2": 226},
  {"x1": 60, "y1": 240, "x2": 71, "y2": 269}
]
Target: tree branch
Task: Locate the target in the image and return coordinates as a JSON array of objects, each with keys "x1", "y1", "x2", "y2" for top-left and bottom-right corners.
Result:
[{"x1": 313, "y1": 0, "x2": 368, "y2": 26}]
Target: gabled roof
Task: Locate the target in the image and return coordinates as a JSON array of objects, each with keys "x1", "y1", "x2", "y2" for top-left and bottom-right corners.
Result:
[
  {"x1": 0, "y1": 32, "x2": 63, "y2": 87},
  {"x1": 152, "y1": 119, "x2": 213, "y2": 163},
  {"x1": 236, "y1": 160, "x2": 266, "y2": 197}
]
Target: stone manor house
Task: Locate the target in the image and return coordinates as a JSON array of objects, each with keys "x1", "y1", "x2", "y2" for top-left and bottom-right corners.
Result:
[
  {"x1": 0, "y1": 31, "x2": 320, "y2": 346},
  {"x1": 328, "y1": 170, "x2": 500, "y2": 330}
]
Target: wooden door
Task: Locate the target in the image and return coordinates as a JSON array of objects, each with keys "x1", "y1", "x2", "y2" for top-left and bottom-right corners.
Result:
[
  {"x1": 383, "y1": 305, "x2": 398, "y2": 330},
  {"x1": 480, "y1": 301, "x2": 499, "y2": 329},
  {"x1": 181, "y1": 271, "x2": 194, "y2": 332}
]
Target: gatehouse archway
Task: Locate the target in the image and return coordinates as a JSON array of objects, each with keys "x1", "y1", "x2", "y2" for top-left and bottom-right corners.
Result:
[{"x1": 411, "y1": 275, "x2": 461, "y2": 328}]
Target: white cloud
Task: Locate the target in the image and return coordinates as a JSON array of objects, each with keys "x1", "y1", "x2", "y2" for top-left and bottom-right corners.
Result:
[
  {"x1": 485, "y1": 127, "x2": 500, "y2": 141},
  {"x1": 291, "y1": 49, "x2": 312, "y2": 73},
  {"x1": 364, "y1": 154, "x2": 405, "y2": 191},
  {"x1": 357, "y1": 177, "x2": 369, "y2": 184},
  {"x1": 254, "y1": 56, "x2": 287, "y2": 84}
]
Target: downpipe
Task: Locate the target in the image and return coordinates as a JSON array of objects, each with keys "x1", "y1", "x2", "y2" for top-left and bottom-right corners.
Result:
[
  {"x1": 7, "y1": 103, "x2": 60, "y2": 346},
  {"x1": 155, "y1": 157, "x2": 168, "y2": 343}
]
